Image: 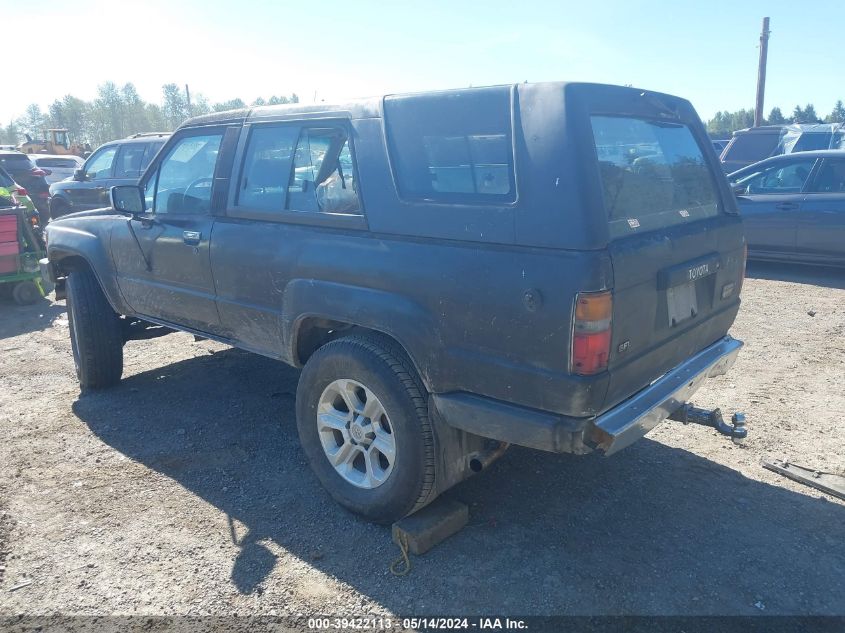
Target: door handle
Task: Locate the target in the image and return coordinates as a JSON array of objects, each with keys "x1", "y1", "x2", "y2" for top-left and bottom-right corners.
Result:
[
  {"x1": 182, "y1": 230, "x2": 201, "y2": 245},
  {"x1": 775, "y1": 202, "x2": 798, "y2": 210}
]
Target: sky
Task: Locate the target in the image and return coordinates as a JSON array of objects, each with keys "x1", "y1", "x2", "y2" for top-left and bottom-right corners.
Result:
[{"x1": 2, "y1": 0, "x2": 843, "y2": 125}]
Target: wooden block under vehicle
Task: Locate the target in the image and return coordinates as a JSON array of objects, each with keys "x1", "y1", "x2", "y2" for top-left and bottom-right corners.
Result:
[{"x1": 391, "y1": 498, "x2": 469, "y2": 555}]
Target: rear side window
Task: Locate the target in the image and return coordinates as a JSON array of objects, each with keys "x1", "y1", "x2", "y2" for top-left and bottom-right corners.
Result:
[
  {"x1": 237, "y1": 124, "x2": 361, "y2": 215},
  {"x1": 114, "y1": 143, "x2": 147, "y2": 178},
  {"x1": 384, "y1": 87, "x2": 515, "y2": 203},
  {"x1": 808, "y1": 159, "x2": 845, "y2": 193},
  {"x1": 591, "y1": 116, "x2": 720, "y2": 239}
]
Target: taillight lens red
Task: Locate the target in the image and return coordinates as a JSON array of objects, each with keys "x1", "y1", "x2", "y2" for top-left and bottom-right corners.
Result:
[
  {"x1": 572, "y1": 291, "x2": 613, "y2": 376},
  {"x1": 15, "y1": 187, "x2": 27, "y2": 196},
  {"x1": 31, "y1": 168, "x2": 48, "y2": 177},
  {"x1": 37, "y1": 192, "x2": 49, "y2": 198}
]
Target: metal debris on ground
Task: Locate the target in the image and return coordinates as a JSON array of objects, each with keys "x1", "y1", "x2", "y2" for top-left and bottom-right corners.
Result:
[{"x1": 762, "y1": 459, "x2": 845, "y2": 501}]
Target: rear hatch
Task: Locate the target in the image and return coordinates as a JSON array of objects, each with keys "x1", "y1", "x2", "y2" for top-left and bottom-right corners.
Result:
[{"x1": 588, "y1": 111, "x2": 745, "y2": 412}]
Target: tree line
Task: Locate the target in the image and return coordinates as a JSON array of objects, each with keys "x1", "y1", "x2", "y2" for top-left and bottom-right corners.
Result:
[
  {"x1": 707, "y1": 101, "x2": 845, "y2": 137},
  {"x1": 0, "y1": 81, "x2": 299, "y2": 148}
]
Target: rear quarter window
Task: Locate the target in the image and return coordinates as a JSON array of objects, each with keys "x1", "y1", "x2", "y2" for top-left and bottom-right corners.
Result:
[
  {"x1": 591, "y1": 116, "x2": 720, "y2": 239},
  {"x1": 384, "y1": 87, "x2": 515, "y2": 204}
]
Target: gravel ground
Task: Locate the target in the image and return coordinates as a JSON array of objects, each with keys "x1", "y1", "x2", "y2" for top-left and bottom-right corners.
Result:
[{"x1": 0, "y1": 261, "x2": 843, "y2": 619}]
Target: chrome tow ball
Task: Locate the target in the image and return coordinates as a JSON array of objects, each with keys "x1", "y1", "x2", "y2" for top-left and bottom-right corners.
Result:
[{"x1": 668, "y1": 405, "x2": 748, "y2": 444}]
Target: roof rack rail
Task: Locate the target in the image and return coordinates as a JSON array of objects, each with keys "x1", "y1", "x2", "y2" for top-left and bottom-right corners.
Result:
[{"x1": 127, "y1": 132, "x2": 170, "y2": 139}]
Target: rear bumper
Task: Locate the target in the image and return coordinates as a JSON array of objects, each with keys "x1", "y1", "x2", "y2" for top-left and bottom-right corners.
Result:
[
  {"x1": 591, "y1": 335, "x2": 742, "y2": 455},
  {"x1": 431, "y1": 336, "x2": 743, "y2": 455}
]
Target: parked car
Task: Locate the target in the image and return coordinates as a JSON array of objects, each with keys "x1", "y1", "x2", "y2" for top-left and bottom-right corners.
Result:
[
  {"x1": 29, "y1": 154, "x2": 84, "y2": 184},
  {"x1": 721, "y1": 123, "x2": 845, "y2": 173},
  {"x1": 0, "y1": 151, "x2": 50, "y2": 223},
  {"x1": 42, "y1": 82, "x2": 746, "y2": 523},
  {"x1": 48, "y1": 133, "x2": 168, "y2": 219},
  {"x1": 728, "y1": 150, "x2": 845, "y2": 267}
]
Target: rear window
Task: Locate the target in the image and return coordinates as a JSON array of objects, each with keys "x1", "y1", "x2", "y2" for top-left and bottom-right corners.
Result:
[
  {"x1": 591, "y1": 116, "x2": 720, "y2": 239},
  {"x1": 0, "y1": 154, "x2": 34, "y2": 170},
  {"x1": 384, "y1": 87, "x2": 515, "y2": 203},
  {"x1": 33, "y1": 157, "x2": 78, "y2": 168},
  {"x1": 723, "y1": 133, "x2": 781, "y2": 162}
]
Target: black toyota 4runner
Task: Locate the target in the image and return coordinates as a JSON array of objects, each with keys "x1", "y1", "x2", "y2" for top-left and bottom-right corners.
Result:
[{"x1": 42, "y1": 82, "x2": 746, "y2": 522}]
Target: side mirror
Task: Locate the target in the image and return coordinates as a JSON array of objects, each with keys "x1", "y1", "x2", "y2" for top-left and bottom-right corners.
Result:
[
  {"x1": 73, "y1": 168, "x2": 85, "y2": 181},
  {"x1": 111, "y1": 185, "x2": 145, "y2": 216},
  {"x1": 731, "y1": 183, "x2": 746, "y2": 196}
]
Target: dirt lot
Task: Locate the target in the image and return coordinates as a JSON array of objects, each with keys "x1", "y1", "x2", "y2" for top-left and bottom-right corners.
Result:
[{"x1": 1, "y1": 262, "x2": 844, "y2": 618}]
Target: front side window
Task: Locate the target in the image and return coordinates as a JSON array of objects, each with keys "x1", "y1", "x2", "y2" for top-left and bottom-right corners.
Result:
[
  {"x1": 384, "y1": 87, "x2": 515, "y2": 203},
  {"x1": 731, "y1": 158, "x2": 817, "y2": 195},
  {"x1": 151, "y1": 133, "x2": 222, "y2": 214},
  {"x1": 237, "y1": 124, "x2": 360, "y2": 215},
  {"x1": 114, "y1": 143, "x2": 147, "y2": 178},
  {"x1": 85, "y1": 147, "x2": 117, "y2": 181},
  {"x1": 591, "y1": 116, "x2": 720, "y2": 238}
]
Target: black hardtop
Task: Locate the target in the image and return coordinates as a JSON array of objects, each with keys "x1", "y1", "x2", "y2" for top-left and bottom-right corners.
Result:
[{"x1": 182, "y1": 82, "x2": 697, "y2": 125}]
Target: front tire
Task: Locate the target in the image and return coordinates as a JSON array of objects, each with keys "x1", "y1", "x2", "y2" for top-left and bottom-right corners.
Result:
[
  {"x1": 66, "y1": 268, "x2": 123, "y2": 389},
  {"x1": 296, "y1": 334, "x2": 437, "y2": 523}
]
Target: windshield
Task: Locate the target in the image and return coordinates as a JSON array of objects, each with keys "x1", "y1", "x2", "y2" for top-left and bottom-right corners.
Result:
[{"x1": 591, "y1": 116, "x2": 720, "y2": 239}]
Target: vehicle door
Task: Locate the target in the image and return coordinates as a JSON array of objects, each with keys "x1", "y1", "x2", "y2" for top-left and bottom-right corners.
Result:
[
  {"x1": 732, "y1": 156, "x2": 818, "y2": 256},
  {"x1": 110, "y1": 129, "x2": 227, "y2": 334},
  {"x1": 796, "y1": 157, "x2": 845, "y2": 263},
  {"x1": 72, "y1": 145, "x2": 118, "y2": 210},
  {"x1": 211, "y1": 121, "x2": 365, "y2": 354}
]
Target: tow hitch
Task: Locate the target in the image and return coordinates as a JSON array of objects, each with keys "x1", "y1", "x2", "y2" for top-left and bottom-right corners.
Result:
[{"x1": 668, "y1": 404, "x2": 747, "y2": 444}]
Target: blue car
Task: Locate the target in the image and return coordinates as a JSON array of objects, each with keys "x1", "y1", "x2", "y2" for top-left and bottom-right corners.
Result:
[{"x1": 729, "y1": 150, "x2": 845, "y2": 267}]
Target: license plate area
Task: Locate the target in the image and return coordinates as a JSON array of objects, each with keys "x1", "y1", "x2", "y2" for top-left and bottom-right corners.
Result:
[{"x1": 667, "y1": 281, "x2": 698, "y2": 327}]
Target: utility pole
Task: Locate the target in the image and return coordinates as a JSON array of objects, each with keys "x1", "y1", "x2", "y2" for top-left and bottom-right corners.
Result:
[
  {"x1": 185, "y1": 84, "x2": 192, "y2": 115},
  {"x1": 754, "y1": 17, "x2": 770, "y2": 127}
]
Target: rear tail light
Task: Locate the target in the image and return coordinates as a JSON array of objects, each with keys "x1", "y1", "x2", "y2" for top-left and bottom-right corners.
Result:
[
  {"x1": 37, "y1": 192, "x2": 49, "y2": 199},
  {"x1": 31, "y1": 168, "x2": 48, "y2": 177},
  {"x1": 571, "y1": 291, "x2": 613, "y2": 376},
  {"x1": 15, "y1": 187, "x2": 27, "y2": 196}
]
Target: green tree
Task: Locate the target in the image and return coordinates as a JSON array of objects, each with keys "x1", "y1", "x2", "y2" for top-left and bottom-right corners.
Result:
[
  {"x1": 212, "y1": 98, "x2": 247, "y2": 112},
  {"x1": 802, "y1": 104, "x2": 820, "y2": 123},
  {"x1": 767, "y1": 107, "x2": 786, "y2": 125},
  {"x1": 791, "y1": 105, "x2": 805, "y2": 123},
  {"x1": 825, "y1": 100, "x2": 845, "y2": 124},
  {"x1": 162, "y1": 83, "x2": 189, "y2": 130},
  {"x1": 122, "y1": 83, "x2": 151, "y2": 135},
  {"x1": 20, "y1": 104, "x2": 47, "y2": 138}
]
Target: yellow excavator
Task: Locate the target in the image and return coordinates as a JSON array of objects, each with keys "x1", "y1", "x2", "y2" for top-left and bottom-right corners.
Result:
[{"x1": 18, "y1": 129, "x2": 90, "y2": 157}]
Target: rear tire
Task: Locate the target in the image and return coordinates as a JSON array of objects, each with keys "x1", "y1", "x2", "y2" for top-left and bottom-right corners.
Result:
[
  {"x1": 296, "y1": 334, "x2": 437, "y2": 523},
  {"x1": 12, "y1": 280, "x2": 42, "y2": 305},
  {"x1": 66, "y1": 268, "x2": 123, "y2": 389}
]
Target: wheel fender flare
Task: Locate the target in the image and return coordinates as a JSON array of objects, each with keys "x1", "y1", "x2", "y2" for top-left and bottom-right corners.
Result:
[
  {"x1": 47, "y1": 232, "x2": 130, "y2": 315},
  {"x1": 282, "y1": 279, "x2": 440, "y2": 390}
]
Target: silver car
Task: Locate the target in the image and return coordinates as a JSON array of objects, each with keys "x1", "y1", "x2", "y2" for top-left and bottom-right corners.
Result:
[{"x1": 27, "y1": 154, "x2": 84, "y2": 185}]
